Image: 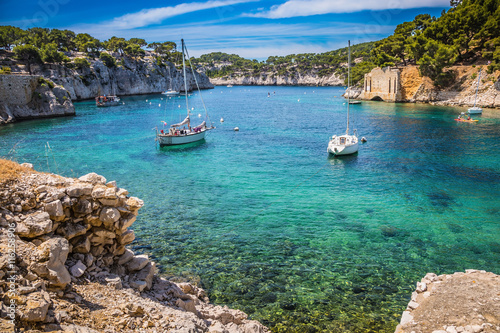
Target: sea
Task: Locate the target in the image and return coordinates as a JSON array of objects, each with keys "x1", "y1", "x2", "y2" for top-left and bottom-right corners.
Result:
[{"x1": 1, "y1": 86, "x2": 499, "y2": 332}]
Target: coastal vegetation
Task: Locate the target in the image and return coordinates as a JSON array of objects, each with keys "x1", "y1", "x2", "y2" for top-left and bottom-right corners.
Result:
[
  {"x1": 0, "y1": 26, "x2": 181, "y2": 70},
  {"x1": 371, "y1": 0, "x2": 500, "y2": 86}
]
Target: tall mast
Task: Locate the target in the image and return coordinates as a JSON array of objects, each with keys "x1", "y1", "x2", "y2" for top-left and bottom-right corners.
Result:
[
  {"x1": 181, "y1": 39, "x2": 189, "y2": 117},
  {"x1": 473, "y1": 68, "x2": 481, "y2": 107},
  {"x1": 346, "y1": 40, "x2": 350, "y2": 135}
]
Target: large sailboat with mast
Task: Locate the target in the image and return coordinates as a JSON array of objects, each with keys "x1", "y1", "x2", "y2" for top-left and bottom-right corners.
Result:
[
  {"x1": 156, "y1": 39, "x2": 214, "y2": 146},
  {"x1": 327, "y1": 40, "x2": 359, "y2": 156}
]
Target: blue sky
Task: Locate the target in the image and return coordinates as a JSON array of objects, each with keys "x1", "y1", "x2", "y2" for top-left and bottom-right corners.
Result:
[{"x1": 0, "y1": 0, "x2": 450, "y2": 60}]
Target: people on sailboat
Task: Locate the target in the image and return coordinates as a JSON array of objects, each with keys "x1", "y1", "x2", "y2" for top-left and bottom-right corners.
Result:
[{"x1": 467, "y1": 115, "x2": 471, "y2": 120}]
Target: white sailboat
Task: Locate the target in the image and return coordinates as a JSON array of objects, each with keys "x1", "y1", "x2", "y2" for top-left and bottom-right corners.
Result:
[
  {"x1": 162, "y1": 66, "x2": 180, "y2": 96},
  {"x1": 468, "y1": 68, "x2": 483, "y2": 114},
  {"x1": 327, "y1": 40, "x2": 359, "y2": 156},
  {"x1": 156, "y1": 39, "x2": 214, "y2": 146}
]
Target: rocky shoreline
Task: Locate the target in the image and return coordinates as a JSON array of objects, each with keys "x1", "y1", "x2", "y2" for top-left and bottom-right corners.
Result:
[
  {"x1": 0, "y1": 162, "x2": 267, "y2": 332},
  {"x1": 395, "y1": 270, "x2": 500, "y2": 333}
]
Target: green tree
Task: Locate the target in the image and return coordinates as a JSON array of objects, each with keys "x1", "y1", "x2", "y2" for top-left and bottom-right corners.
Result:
[
  {"x1": 99, "y1": 52, "x2": 116, "y2": 67},
  {"x1": 129, "y1": 38, "x2": 147, "y2": 47},
  {"x1": 417, "y1": 40, "x2": 456, "y2": 81},
  {"x1": 0, "y1": 26, "x2": 26, "y2": 50},
  {"x1": 75, "y1": 33, "x2": 101, "y2": 57},
  {"x1": 13, "y1": 44, "x2": 41, "y2": 74},
  {"x1": 49, "y1": 29, "x2": 76, "y2": 51},
  {"x1": 104, "y1": 36, "x2": 127, "y2": 55},
  {"x1": 40, "y1": 42, "x2": 67, "y2": 63}
]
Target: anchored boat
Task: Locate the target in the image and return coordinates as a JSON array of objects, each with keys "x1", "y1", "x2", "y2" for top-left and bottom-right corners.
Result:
[{"x1": 156, "y1": 39, "x2": 214, "y2": 146}]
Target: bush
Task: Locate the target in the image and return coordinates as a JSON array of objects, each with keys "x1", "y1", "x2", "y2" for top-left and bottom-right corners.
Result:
[
  {"x1": 99, "y1": 52, "x2": 116, "y2": 68},
  {"x1": 73, "y1": 57, "x2": 91, "y2": 70},
  {"x1": 37, "y1": 77, "x2": 55, "y2": 89},
  {"x1": 0, "y1": 66, "x2": 12, "y2": 74}
]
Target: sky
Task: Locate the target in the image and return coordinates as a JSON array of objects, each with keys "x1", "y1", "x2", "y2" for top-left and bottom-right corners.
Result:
[{"x1": 0, "y1": 0, "x2": 450, "y2": 60}]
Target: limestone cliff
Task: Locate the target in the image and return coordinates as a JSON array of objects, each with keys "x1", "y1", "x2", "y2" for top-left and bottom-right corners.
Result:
[
  {"x1": 0, "y1": 75, "x2": 75, "y2": 124},
  {"x1": 33, "y1": 55, "x2": 214, "y2": 101},
  {"x1": 0, "y1": 51, "x2": 214, "y2": 124},
  {"x1": 0, "y1": 161, "x2": 267, "y2": 333},
  {"x1": 209, "y1": 71, "x2": 344, "y2": 86}
]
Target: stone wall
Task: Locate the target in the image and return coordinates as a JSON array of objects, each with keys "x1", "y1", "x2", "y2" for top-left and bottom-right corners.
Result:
[
  {"x1": 359, "y1": 67, "x2": 402, "y2": 102},
  {"x1": 0, "y1": 75, "x2": 39, "y2": 105},
  {"x1": 0, "y1": 165, "x2": 268, "y2": 332}
]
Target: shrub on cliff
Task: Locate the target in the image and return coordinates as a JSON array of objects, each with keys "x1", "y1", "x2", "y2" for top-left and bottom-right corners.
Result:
[
  {"x1": 13, "y1": 44, "x2": 41, "y2": 74},
  {"x1": 99, "y1": 52, "x2": 116, "y2": 68},
  {"x1": 0, "y1": 66, "x2": 11, "y2": 74},
  {"x1": 73, "y1": 57, "x2": 91, "y2": 70}
]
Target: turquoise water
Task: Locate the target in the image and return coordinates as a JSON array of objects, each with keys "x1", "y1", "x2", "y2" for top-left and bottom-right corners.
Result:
[{"x1": 2, "y1": 86, "x2": 500, "y2": 332}]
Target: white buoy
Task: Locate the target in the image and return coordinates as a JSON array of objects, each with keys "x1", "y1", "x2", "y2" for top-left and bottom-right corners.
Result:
[
  {"x1": 298, "y1": 99, "x2": 300, "y2": 102},
  {"x1": 178, "y1": 105, "x2": 181, "y2": 108},
  {"x1": 198, "y1": 113, "x2": 201, "y2": 117},
  {"x1": 234, "y1": 127, "x2": 239, "y2": 131},
  {"x1": 220, "y1": 117, "x2": 224, "y2": 123},
  {"x1": 149, "y1": 102, "x2": 152, "y2": 105},
  {"x1": 146, "y1": 99, "x2": 148, "y2": 102},
  {"x1": 159, "y1": 104, "x2": 161, "y2": 107},
  {"x1": 192, "y1": 107, "x2": 194, "y2": 110}
]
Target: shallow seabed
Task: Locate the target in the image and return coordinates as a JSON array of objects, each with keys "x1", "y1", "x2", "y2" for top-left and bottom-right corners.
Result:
[{"x1": 1, "y1": 86, "x2": 499, "y2": 332}]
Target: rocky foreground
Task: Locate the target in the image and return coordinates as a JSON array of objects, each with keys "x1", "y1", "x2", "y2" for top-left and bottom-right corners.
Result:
[
  {"x1": 395, "y1": 270, "x2": 500, "y2": 333},
  {"x1": 0, "y1": 163, "x2": 267, "y2": 332}
]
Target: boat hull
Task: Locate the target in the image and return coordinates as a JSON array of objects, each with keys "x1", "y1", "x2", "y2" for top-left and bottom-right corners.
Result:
[
  {"x1": 328, "y1": 142, "x2": 359, "y2": 155},
  {"x1": 327, "y1": 135, "x2": 359, "y2": 156},
  {"x1": 467, "y1": 107, "x2": 482, "y2": 114},
  {"x1": 162, "y1": 90, "x2": 180, "y2": 96},
  {"x1": 157, "y1": 129, "x2": 208, "y2": 146},
  {"x1": 96, "y1": 101, "x2": 120, "y2": 107}
]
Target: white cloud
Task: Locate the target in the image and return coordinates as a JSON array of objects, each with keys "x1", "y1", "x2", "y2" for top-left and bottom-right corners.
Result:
[
  {"x1": 96, "y1": 0, "x2": 256, "y2": 30},
  {"x1": 247, "y1": 0, "x2": 450, "y2": 18},
  {"x1": 70, "y1": 21, "x2": 391, "y2": 59}
]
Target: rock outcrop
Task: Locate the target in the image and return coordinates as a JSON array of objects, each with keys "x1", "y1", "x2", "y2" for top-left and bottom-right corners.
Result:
[
  {"x1": 209, "y1": 71, "x2": 343, "y2": 86},
  {"x1": 34, "y1": 55, "x2": 213, "y2": 101},
  {"x1": 0, "y1": 75, "x2": 75, "y2": 124},
  {"x1": 395, "y1": 270, "x2": 500, "y2": 333},
  {"x1": 0, "y1": 163, "x2": 267, "y2": 332}
]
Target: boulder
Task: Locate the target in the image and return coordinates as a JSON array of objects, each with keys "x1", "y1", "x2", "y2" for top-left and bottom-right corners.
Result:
[
  {"x1": 45, "y1": 200, "x2": 65, "y2": 221},
  {"x1": 71, "y1": 235, "x2": 91, "y2": 254},
  {"x1": 66, "y1": 183, "x2": 93, "y2": 197},
  {"x1": 78, "y1": 173, "x2": 106, "y2": 185},
  {"x1": 131, "y1": 262, "x2": 155, "y2": 290},
  {"x1": 127, "y1": 255, "x2": 149, "y2": 272},
  {"x1": 20, "y1": 296, "x2": 50, "y2": 322},
  {"x1": 16, "y1": 212, "x2": 52, "y2": 238},
  {"x1": 58, "y1": 223, "x2": 87, "y2": 240},
  {"x1": 117, "y1": 230, "x2": 135, "y2": 245},
  {"x1": 105, "y1": 275, "x2": 122, "y2": 289},
  {"x1": 119, "y1": 213, "x2": 137, "y2": 232},
  {"x1": 130, "y1": 280, "x2": 147, "y2": 292},
  {"x1": 30, "y1": 237, "x2": 71, "y2": 288},
  {"x1": 73, "y1": 199, "x2": 92, "y2": 215},
  {"x1": 99, "y1": 207, "x2": 120, "y2": 228},
  {"x1": 70, "y1": 260, "x2": 86, "y2": 278},
  {"x1": 117, "y1": 249, "x2": 134, "y2": 265}
]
